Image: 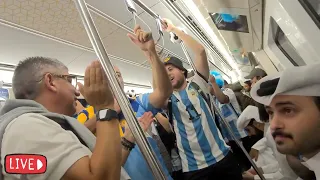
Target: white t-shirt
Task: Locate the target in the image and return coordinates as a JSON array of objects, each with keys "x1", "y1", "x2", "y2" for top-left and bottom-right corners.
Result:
[{"x1": 1, "y1": 113, "x2": 91, "y2": 180}]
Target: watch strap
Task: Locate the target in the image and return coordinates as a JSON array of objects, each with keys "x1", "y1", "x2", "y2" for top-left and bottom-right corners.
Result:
[{"x1": 96, "y1": 109, "x2": 118, "y2": 121}]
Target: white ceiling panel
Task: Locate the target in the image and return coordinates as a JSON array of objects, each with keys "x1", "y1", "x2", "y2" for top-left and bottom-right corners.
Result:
[
  {"x1": 86, "y1": 0, "x2": 135, "y2": 24},
  {"x1": 0, "y1": 24, "x2": 84, "y2": 66},
  {"x1": 0, "y1": 0, "x2": 120, "y2": 48},
  {"x1": 66, "y1": 51, "x2": 97, "y2": 75},
  {"x1": 112, "y1": 58, "x2": 152, "y2": 86},
  {"x1": 87, "y1": 0, "x2": 160, "y2": 25},
  {"x1": 101, "y1": 27, "x2": 148, "y2": 64},
  {"x1": 68, "y1": 51, "x2": 153, "y2": 86}
]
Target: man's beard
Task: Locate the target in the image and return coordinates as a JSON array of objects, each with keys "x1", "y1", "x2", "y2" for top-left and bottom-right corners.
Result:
[{"x1": 173, "y1": 78, "x2": 185, "y2": 89}]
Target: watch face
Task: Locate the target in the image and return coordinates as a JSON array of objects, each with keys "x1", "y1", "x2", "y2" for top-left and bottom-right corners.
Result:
[{"x1": 99, "y1": 109, "x2": 108, "y2": 119}]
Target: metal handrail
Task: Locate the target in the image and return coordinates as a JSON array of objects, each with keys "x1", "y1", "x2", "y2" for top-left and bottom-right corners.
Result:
[{"x1": 74, "y1": 1, "x2": 167, "y2": 179}]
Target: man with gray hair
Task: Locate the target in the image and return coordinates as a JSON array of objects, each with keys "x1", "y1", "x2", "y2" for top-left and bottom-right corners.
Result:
[{"x1": 0, "y1": 57, "x2": 125, "y2": 179}]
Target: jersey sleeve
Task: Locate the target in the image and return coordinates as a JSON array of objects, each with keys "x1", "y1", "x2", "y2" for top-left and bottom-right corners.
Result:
[
  {"x1": 1, "y1": 113, "x2": 91, "y2": 180},
  {"x1": 191, "y1": 71, "x2": 210, "y2": 94},
  {"x1": 223, "y1": 88, "x2": 242, "y2": 114},
  {"x1": 136, "y1": 93, "x2": 162, "y2": 118}
]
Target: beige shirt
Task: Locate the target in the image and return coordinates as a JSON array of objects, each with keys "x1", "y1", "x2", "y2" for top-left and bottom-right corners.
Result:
[{"x1": 1, "y1": 113, "x2": 91, "y2": 180}]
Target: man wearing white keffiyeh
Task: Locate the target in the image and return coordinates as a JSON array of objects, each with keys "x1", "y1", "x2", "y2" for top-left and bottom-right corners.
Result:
[{"x1": 250, "y1": 63, "x2": 320, "y2": 180}]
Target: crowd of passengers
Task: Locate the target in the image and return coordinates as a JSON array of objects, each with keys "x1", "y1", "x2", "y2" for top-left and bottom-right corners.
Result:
[{"x1": 0, "y1": 19, "x2": 319, "y2": 180}]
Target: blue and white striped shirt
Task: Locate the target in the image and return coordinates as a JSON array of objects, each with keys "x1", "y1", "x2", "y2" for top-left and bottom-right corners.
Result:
[
  {"x1": 136, "y1": 74, "x2": 230, "y2": 172},
  {"x1": 214, "y1": 88, "x2": 247, "y2": 142}
]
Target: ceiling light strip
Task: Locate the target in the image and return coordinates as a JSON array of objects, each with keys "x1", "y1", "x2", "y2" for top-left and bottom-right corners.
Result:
[{"x1": 158, "y1": 0, "x2": 233, "y2": 71}]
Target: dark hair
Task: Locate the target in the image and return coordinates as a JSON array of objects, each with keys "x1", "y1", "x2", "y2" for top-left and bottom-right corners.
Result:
[
  {"x1": 248, "y1": 119, "x2": 255, "y2": 126},
  {"x1": 244, "y1": 81, "x2": 251, "y2": 86},
  {"x1": 255, "y1": 102, "x2": 269, "y2": 122}
]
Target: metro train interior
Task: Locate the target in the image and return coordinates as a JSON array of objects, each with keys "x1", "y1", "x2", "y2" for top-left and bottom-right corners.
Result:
[{"x1": 0, "y1": 0, "x2": 320, "y2": 179}]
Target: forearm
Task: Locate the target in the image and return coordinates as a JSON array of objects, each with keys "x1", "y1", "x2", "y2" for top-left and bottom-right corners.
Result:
[
  {"x1": 171, "y1": 27, "x2": 205, "y2": 55},
  {"x1": 152, "y1": 76, "x2": 157, "y2": 90},
  {"x1": 155, "y1": 113, "x2": 171, "y2": 132},
  {"x1": 145, "y1": 49, "x2": 172, "y2": 107},
  {"x1": 84, "y1": 116, "x2": 97, "y2": 133},
  {"x1": 210, "y1": 80, "x2": 229, "y2": 104},
  {"x1": 171, "y1": 27, "x2": 208, "y2": 79},
  {"x1": 90, "y1": 106, "x2": 121, "y2": 180},
  {"x1": 121, "y1": 133, "x2": 135, "y2": 165}
]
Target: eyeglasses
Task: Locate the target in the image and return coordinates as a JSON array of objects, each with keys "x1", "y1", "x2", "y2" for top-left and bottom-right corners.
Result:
[
  {"x1": 53, "y1": 74, "x2": 78, "y2": 88},
  {"x1": 38, "y1": 73, "x2": 78, "y2": 88}
]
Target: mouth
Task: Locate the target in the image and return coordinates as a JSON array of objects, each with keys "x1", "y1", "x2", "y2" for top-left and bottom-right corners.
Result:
[
  {"x1": 170, "y1": 77, "x2": 174, "y2": 82},
  {"x1": 272, "y1": 132, "x2": 292, "y2": 142},
  {"x1": 274, "y1": 135, "x2": 290, "y2": 142}
]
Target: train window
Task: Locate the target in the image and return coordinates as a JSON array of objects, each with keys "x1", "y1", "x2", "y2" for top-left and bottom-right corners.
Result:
[
  {"x1": 270, "y1": 17, "x2": 306, "y2": 66},
  {"x1": 299, "y1": 0, "x2": 320, "y2": 29}
]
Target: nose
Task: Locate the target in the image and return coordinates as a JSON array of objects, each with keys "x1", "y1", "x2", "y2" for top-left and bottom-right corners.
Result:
[{"x1": 269, "y1": 113, "x2": 284, "y2": 131}]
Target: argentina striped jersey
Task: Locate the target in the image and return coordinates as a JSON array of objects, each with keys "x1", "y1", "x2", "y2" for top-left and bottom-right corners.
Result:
[
  {"x1": 136, "y1": 73, "x2": 230, "y2": 172},
  {"x1": 214, "y1": 88, "x2": 247, "y2": 141}
]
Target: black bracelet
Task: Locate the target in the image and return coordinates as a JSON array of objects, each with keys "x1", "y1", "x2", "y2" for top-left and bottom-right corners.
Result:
[{"x1": 121, "y1": 137, "x2": 135, "y2": 151}]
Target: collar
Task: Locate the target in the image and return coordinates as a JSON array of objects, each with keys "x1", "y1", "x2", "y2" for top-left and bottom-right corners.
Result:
[{"x1": 301, "y1": 152, "x2": 320, "y2": 171}]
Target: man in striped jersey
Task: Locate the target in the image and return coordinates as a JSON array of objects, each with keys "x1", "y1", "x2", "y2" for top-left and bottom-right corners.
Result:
[
  {"x1": 136, "y1": 19, "x2": 242, "y2": 180},
  {"x1": 209, "y1": 73, "x2": 257, "y2": 171}
]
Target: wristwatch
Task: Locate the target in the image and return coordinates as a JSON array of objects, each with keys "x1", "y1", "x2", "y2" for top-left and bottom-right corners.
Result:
[{"x1": 96, "y1": 109, "x2": 118, "y2": 121}]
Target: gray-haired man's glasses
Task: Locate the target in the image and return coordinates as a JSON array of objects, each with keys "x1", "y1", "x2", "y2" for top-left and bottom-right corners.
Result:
[{"x1": 38, "y1": 73, "x2": 78, "y2": 88}]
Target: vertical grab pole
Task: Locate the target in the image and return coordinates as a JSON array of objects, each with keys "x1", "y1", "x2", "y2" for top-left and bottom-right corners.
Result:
[
  {"x1": 211, "y1": 104, "x2": 266, "y2": 180},
  {"x1": 74, "y1": 1, "x2": 167, "y2": 179},
  {"x1": 178, "y1": 35, "x2": 266, "y2": 180}
]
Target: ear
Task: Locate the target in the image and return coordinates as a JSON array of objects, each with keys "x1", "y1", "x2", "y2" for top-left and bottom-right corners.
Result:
[{"x1": 43, "y1": 73, "x2": 58, "y2": 93}]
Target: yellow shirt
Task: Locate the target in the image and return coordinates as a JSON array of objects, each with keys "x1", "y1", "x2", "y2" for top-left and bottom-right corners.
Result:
[{"x1": 77, "y1": 97, "x2": 138, "y2": 137}]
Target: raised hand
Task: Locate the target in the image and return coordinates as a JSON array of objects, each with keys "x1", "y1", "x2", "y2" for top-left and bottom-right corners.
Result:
[
  {"x1": 138, "y1": 112, "x2": 154, "y2": 132},
  {"x1": 123, "y1": 112, "x2": 154, "y2": 143},
  {"x1": 209, "y1": 75, "x2": 216, "y2": 84},
  {"x1": 161, "y1": 18, "x2": 176, "y2": 32},
  {"x1": 77, "y1": 60, "x2": 114, "y2": 111},
  {"x1": 127, "y1": 25, "x2": 156, "y2": 52}
]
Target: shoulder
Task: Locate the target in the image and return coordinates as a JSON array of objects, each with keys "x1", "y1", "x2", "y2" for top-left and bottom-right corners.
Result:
[
  {"x1": 6, "y1": 113, "x2": 62, "y2": 131},
  {"x1": 189, "y1": 71, "x2": 209, "y2": 93},
  {"x1": 3, "y1": 113, "x2": 85, "y2": 146},
  {"x1": 190, "y1": 71, "x2": 208, "y2": 84},
  {"x1": 2, "y1": 113, "x2": 91, "y2": 179}
]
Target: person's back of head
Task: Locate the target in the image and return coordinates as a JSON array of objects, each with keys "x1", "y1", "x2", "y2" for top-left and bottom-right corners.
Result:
[
  {"x1": 245, "y1": 68, "x2": 267, "y2": 86},
  {"x1": 12, "y1": 56, "x2": 80, "y2": 116}
]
